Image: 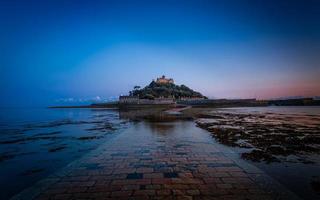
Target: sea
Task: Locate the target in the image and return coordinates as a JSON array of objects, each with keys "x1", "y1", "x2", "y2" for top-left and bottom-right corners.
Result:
[{"x1": 0, "y1": 107, "x2": 130, "y2": 199}]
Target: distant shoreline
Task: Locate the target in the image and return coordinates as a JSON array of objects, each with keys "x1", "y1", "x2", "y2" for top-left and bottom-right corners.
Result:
[
  {"x1": 48, "y1": 103, "x2": 174, "y2": 109},
  {"x1": 49, "y1": 97, "x2": 320, "y2": 109}
]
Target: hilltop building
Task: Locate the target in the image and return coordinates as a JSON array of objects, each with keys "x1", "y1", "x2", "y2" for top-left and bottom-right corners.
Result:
[{"x1": 156, "y1": 75, "x2": 174, "y2": 84}]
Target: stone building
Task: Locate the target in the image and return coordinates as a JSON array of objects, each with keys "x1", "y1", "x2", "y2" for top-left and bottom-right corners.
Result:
[{"x1": 156, "y1": 75, "x2": 174, "y2": 84}]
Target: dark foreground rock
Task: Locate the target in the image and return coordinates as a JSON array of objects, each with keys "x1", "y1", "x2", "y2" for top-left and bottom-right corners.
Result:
[{"x1": 195, "y1": 110, "x2": 320, "y2": 163}]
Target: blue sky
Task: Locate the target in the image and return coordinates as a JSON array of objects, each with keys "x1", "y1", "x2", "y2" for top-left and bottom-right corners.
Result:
[{"x1": 1, "y1": 0, "x2": 320, "y2": 106}]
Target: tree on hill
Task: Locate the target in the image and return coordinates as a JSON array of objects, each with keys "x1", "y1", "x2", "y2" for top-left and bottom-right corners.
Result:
[
  {"x1": 134, "y1": 85, "x2": 141, "y2": 90},
  {"x1": 129, "y1": 81, "x2": 206, "y2": 99}
]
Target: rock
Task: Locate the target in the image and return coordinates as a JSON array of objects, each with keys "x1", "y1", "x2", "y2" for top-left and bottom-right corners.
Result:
[
  {"x1": 208, "y1": 125, "x2": 244, "y2": 131},
  {"x1": 235, "y1": 139, "x2": 254, "y2": 148},
  {"x1": 195, "y1": 118, "x2": 220, "y2": 125},
  {"x1": 195, "y1": 110, "x2": 320, "y2": 164},
  {"x1": 241, "y1": 149, "x2": 280, "y2": 163},
  {"x1": 266, "y1": 145, "x2": 287, "y2": 155}
]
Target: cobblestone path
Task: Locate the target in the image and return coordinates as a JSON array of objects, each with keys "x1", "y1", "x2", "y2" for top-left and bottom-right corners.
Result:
[{"x1": 12, "y1": 121, "x2": 298, "y2": 200}]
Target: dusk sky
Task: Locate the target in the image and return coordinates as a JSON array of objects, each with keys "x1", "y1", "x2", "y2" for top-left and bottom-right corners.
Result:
[{"x1": 1, "y1": 0, "x2": 320, "y2": 106}]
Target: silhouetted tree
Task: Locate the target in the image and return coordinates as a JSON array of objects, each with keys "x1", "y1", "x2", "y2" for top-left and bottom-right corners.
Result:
[
  {"x1": 134, "y1": 85, "x2": 141, "y2": 90},
  {"x1": 128, "y1": 81, "x2": 206, "y2": 99}
]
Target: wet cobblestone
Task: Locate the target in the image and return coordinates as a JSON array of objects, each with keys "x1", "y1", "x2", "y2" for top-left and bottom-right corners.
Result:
[{"x1": 12, "y1": 121, "x2": 299, "y2": 200}]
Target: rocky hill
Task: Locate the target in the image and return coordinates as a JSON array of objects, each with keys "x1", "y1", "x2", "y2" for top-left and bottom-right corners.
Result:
[{"x1": 130, "y1": 81, "x2": 206, "y2": 99}]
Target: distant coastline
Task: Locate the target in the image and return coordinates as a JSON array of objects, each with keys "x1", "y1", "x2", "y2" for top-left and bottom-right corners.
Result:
[{"x1": 49, "y1": 97, "x2": 320, "y2": 109}]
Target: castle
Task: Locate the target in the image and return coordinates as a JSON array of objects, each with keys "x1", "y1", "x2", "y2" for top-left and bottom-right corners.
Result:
[{"x1": 156, "y1": 75, "x2": 174, "y2": 84}]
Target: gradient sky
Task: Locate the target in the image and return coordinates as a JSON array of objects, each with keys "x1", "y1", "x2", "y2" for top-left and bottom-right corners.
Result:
[{"x1": 1, "y1": 0, "x2": 320, "y2": 106}]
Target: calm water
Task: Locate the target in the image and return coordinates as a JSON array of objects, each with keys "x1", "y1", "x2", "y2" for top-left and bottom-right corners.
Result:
[
  {"x1": 0, "y1": 106, "x2": 319, "y2": 199},
  {"x1": 0, "y1": 108, "x2": 130, "y2": 199}
]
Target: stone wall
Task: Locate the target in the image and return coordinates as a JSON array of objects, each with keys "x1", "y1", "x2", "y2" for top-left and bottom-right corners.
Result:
[{"x1": 119, "y1": 96, "x2": 175, "y2": 105}]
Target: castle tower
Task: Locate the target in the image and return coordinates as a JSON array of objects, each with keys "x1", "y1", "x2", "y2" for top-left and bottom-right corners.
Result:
[{"x1": 156, "y1": 75, "x2": 174, "y2": 84}]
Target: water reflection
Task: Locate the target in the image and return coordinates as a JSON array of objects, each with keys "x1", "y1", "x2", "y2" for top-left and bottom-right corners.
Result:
[
  {"x1": 119, "y1": 109, "x2": 194, "y2": 136},
  {"x1": 119, "y1": 108, "x2": 192, "y2": 121},
  {"x1": 145, "y1": 122, "x2": 175, "y2": 135}
]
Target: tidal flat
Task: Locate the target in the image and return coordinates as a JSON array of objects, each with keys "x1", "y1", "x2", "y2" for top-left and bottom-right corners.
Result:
[{"x1": 194, "y1": 106, "x2": 320, "y2": 199}]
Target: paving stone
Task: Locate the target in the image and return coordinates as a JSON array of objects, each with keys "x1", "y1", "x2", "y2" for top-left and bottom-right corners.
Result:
[
  {"x1": 152, "y1": 178, "x2": 172, "y2": 184},
  {"x1": 163, "y1": 172, "x2": 179, "y2": 178},
  {"x1": 121, "y1": 184, "x2": 140, "y2": 190},
  {"x1": 126, "y1": 173, "x2": 143, "y2": 179},
  {"x1": 25, "y1": 122, "x2": 280, "y2": 200},
  {"x1": 134, "y1": 189, "x2": 155, "y2": 196},
  {"x1": 216, "y1": 183, "x2": 233, "y2": 189},
  {"x1": 136, "y1": 167, "x2": 153, "y2": 173},
  {"x1": 143, "y1": 173, "x2": 163, "y2": 179},
  {"x1": 145, "y1": 184, "x2": 161, "y2": 190},
  {"x1": 111, "y1": 190, "x2": 133, "y2": 197},
  {"x1": 186, "y1": 189, "x2": 200, "y2": 196}
]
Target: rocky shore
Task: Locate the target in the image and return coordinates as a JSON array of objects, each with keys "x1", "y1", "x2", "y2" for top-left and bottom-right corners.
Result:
[{"x1": 195, "y1": 109, "x2": 320, "y2": 163}]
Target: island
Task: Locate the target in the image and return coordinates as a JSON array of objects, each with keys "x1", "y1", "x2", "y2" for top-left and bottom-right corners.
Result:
[{"x1": 51, "y1": 75, "x2": 320, "y2": 109}]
